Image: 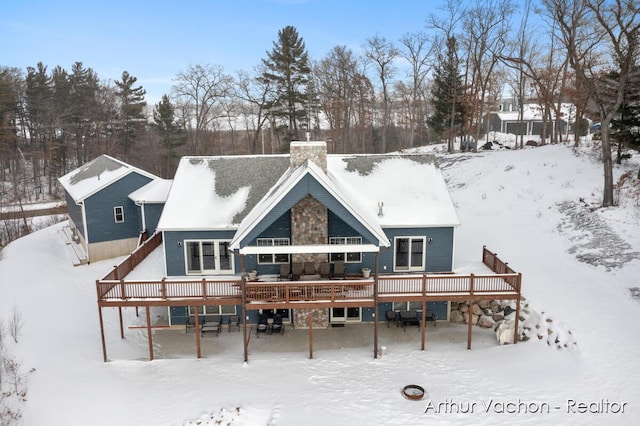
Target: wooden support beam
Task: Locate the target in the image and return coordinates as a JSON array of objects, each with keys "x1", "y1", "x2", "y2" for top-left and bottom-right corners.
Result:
[
  {"x1": 146, "y1": 306, "x2": 154, "y2": 361},
  {"x1": 467, "y1": 274, "x2": 475, "y2": 350},
  {"x1": 118, "y1": 306, "x2": 124, "y2": 339},
  {"x1": 421, "y1": 299, "x2": 426, "y2": 351},
  {"x1": 98, "y1": 303, "x2": 108, "y2": 362},
  {"x1": 308, "y1": 310, "x2": 313, "y2": 359},
  {"x1": 373, "y1": 252, "x2": 379, "y2": 359},
  {"x1": 195, "y1": 306, "x2": 202, "y2": 359}
]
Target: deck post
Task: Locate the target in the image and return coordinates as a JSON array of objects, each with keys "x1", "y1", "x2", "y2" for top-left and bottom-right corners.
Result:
[
  {"x1": 513, "y1": 273, "x2": 522, "y2": 344},
  {"x1": 421, "y1": 299, "x2": 426, "y2": 351},
  {"x1": 118, "y1": 307, "x2": 124, "y2": 339},
  {"x1": 467, "y1": 274, "x2": 474, "y2": 350},
  {"x1": 195, "y1": 306, "x2": 202, "y2": 359},
  {"x1": 241, "y1": 270, "x2": 249, "y2": 363},
  {"x1": 308, "y1": 310, "x2": 313, "y2": 360},
  {"x1": 146, "y1": 306, "x2": 154, "y2": 361},
  {"x1": 97, "y1": 301, "x2": 108, "y2": 362},
  {"x1": 373, "y1": 252, "x2": 379, "y2": 359}
]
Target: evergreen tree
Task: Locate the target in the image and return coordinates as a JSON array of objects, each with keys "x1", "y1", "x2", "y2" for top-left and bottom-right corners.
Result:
[
  {"x1": 428, "y1": 36, "x2": 466, "y2": 152},
  {"x1": 610, "y1": 67, "x2": 640, "y2": 163},
  {"x1": 115, "y1": 70, "x2": 146, "y2": 160},
  {"x1": 152, "y1": 94, "x2": 185, "y2": 177},
  {"x1": 0, "y1": 68, "x2": 20, "y2": 174},
  {"x1": 68, "y1": 62, "x2": 100, "y2": 165},
  {"x1": 261, "y1": 25, "x2": 311, "y2": 144}
]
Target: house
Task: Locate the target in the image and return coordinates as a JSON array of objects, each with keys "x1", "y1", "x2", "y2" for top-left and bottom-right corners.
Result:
[
  {"x1": 58, "y1": 155, "x2": 164, "y2": 263},
  {"x1": 487, "y1": 102, "x2": 576, "y2": 139},
  {"x1": 94, "y1": 141, "x2": 523, "y2": 361},
  {"x1": 156, "y1": 141, "x2": 460, "y2": 326}
]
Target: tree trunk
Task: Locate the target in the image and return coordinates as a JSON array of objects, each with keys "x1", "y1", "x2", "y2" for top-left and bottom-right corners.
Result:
[{"x1": 599, "y1": 121, "x2": 615, "y2": 207}]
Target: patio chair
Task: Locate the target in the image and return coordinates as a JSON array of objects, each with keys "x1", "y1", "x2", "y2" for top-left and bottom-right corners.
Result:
[
  {"x1": 303, "y1": 261, "x2": 316, "y2": 275},
  {"x1": 319, "y1": 262, "x2": 331, "y2": 278},
  {"x1": 333, "y1": 260, "x2": 345, "y2": 279},
  {"x1": 279, "y1": 263, "x2": 291, "y2": 281},
  {"x1": 425, "y1": 310, "x2": 436, "y2": 327},
  {"x1": 271, "y1": 313, "x2": 284, "y2": 335},
  {"x1": 228, "y1": 315, "x2": 240, "y2": 332},
  {"x1": 291, "y1": 262, "x2": 304, "y2": 280},
  {"x1": 256, "y1": 313, "x2": 269, "y2": 337},
  {"x1": 386, "y1": 310, "x2": 398, "y2": 328}
]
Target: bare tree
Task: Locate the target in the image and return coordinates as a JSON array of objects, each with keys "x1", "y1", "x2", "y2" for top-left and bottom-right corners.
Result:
[
  {"x1": 462, "y1": 0, "x2": 515, "y2": 150},
  {"x1": 398, "y1": 31, "x2": 435, "y2": 148},
  {"x1": 543, "y1": 0, "x2": 640, "y2": 206},
  {"x1": 233, "y1": 67, "x2": 274, "y2": 154},
  {"x1": 171, "y1": 64, "x2": 232, "y2": 155},
  {"x1": 315, "y1": 46, "x2": 365, "y2": 153},
  {"x1": 7, "y1": 306, "x2": 23, "y2": 344},
  {"x1": 363, "y1": 35, "x2": 399, "y2": 153}
]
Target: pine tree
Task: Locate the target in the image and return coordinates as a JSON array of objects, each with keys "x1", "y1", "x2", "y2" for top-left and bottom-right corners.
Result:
[
  {"x1": 115, "y1": 70, "x2": 146, "y2": 160},
  {"x1": 152, "y1": 94, "x2": 185, "y2": 177},
  {"x1": 261, "y1": 25, "x2": 311, "y2": 145},
  {"x1": 428, "y1": 36, "x2": 466, "y2": 152},
  {"x1": 610, "y1": 67, "x2": 640, "y2": 164}
]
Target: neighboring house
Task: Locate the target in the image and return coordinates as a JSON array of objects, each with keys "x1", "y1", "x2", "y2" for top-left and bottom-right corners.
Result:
[
  {"x1": 487, "y1": 102, "x2": 576, "y2": 138},
  {"x1": 95, "y1": 141, "x2": 523, "y2": 361},
  {"x1": 58, "y1": 155, "x2": 162, "y2": 263}
]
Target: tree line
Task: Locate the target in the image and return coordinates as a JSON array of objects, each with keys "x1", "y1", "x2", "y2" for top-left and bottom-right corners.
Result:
[{"x1": 0, "y1": 0, "x2": 638, "y2": 210}]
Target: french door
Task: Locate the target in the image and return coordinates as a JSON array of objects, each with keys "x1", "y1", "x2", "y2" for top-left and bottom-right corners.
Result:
[{"x1": 186, "y1": 240, "x2": 233, "y2": 274}]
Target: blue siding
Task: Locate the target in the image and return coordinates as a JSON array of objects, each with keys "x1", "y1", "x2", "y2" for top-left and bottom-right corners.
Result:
[
  {"x1": 380, "y1": 227, "x2": 454, "y2": 273},
  {"x1": 83, "y1": 172, "x2": 152, "y2": 243},
  {"x1": 142, "y1": 203, "x2": 164, "y2": 235},
  {"x1": 164, "y1": 230, "x2": 237, "y2": 276},
  {"x1": 65, "y1": 191, "x2": 85, "y2": 238},
  {"x1": 238, "y1": 174, "x2": 380, "y2": 247}
]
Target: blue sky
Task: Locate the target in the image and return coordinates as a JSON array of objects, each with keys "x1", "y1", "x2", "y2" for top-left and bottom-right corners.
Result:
[{"x1": 2, "y1": 0, "x2": 449, "y2": 105}]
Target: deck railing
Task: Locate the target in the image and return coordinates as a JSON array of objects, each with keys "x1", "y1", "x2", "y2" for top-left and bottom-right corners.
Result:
[{"x1": 97, "y1": 246, "x2": 521, "y2": 304}]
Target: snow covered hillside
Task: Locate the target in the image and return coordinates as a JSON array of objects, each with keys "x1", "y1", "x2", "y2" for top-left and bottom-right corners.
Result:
[{"x1": 0, "y1": 143, "x2": 639, "y2": 425}]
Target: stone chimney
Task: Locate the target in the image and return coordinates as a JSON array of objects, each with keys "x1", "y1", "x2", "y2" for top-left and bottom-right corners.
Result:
[
  {"x1": 289, "y1": 141, "x2": 328, "y2": 264},
  {"x1": 290, "y1": 141, "x2": 327, "y2": 172}
]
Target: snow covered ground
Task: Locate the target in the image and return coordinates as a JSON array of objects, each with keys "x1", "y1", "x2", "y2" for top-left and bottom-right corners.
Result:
[{"x1": 1, "y1": 142, "x2": 639, "y2": 425}]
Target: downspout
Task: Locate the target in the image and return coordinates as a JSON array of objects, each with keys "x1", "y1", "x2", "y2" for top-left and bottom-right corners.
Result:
[
  {"x1": 79, "y1": 200, "x2": 90, "y2": 262},
  {"x1": 135, "y1": 200, "x2": 147, "y2": 234}
]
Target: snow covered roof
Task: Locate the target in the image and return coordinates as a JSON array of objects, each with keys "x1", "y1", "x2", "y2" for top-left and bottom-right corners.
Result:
[
  {"x1": 58, "y1": 155, "x2": 159, "y2": 202},
  {"x1": 494, "y1": 103, "x2": 577, "y2": 123},
  {"x1": 229, "y1": 159, "x2": 391, "y2": 250},
  {"x1": 128, "y1": 179, "x2": 173, "y2": 204},
  {"x1": 157, "y1": 151, "x2": 460, "y2": 235}
]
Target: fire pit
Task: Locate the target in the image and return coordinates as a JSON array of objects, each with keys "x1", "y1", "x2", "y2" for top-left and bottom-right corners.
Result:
[{"x1": 402, "y1": 384, "x2": 425, "y2": 401}]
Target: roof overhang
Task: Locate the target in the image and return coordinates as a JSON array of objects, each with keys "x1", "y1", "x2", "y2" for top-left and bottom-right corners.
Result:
[{"x1": 238, "y1": 243, "x2": 380, "y2": 255}]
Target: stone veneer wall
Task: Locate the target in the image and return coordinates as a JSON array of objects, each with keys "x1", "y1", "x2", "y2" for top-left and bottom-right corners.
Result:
[
  {"x1": 293, "y1": 308, "x2": 329, "y2": 329},
  {"x1": 291, "y1": 195, "x2": 328, "y2": 264}
]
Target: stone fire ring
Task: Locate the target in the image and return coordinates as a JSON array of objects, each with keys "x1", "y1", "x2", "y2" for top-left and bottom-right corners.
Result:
[{"x1": 402, "y1": 384, "x2": 425, "y2": 401}]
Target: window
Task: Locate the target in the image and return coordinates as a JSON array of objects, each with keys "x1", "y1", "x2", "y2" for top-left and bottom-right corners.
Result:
[
  {"x1": 329, "y1": 236, "x2": 362, "y2": 263},
  {"x1": 188, "y1": 305, "x2": 236, "y2": 316},
  {"x1": 393, "y1": 302, "x2": 423, "y2": 311},
  {"x1": 256, "y1": 238, "x2": 290, "y2": 264},
  {"x1": 185, "y1": 240, "x2": 233, "y2": 274},
  {"x1": 114, "y1": 206, "x2": 124, "y2": 223},
  {"x1": 394, "y1": 237, "x2": 425, "y2": 271}
]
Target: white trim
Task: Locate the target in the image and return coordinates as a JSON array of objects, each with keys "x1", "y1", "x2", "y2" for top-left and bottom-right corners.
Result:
[
  {"x1": 239, "y1": 243, "x2": 380, "y2": 255},
  {"x1": 184, "y1": 239, "x2": 234, "y2": 275},
  {"x1": 393, "y1": 236, "x2": 426, "y2": 272}
]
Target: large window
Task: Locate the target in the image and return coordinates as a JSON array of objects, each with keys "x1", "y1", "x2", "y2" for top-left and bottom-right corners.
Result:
[
  {"x1": 114, "y1": 206, "x2": 124, "y2": 223},
  {"x1": 393, "y1": 302, "x2": 423, "y2": 311},
  {"x1": 394, "y1": 237, "x2": 425, "y2": 271},
  {"x1": 188, "y1": 305, "x2": 236, "y2": 316},
  {"x1": 329, "y1": 236, "x2": 362, "y2": 263},
  {"x1": 185, "y1": 240, "x2": 233, "y2": 274},
  {"x1": 256, "y1": 238, "x2": 290, "y2": 264}
]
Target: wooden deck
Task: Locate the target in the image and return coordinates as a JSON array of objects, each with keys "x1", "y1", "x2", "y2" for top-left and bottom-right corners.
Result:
[
  {"x1": 97, "y1": 233, "x2": 521, "y2": 308},
  {"x1": 96, "y1": 233, "x2": 522, "y2": 361}
]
